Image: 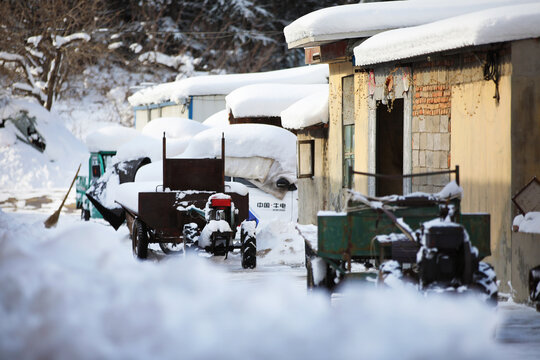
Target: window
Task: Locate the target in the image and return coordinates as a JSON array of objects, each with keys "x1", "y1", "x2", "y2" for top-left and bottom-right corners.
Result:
[{"x1": 298, "y1": 139, "x2": 315, "y2": 178}]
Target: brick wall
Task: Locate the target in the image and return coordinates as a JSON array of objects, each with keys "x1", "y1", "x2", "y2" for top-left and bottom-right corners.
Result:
[{"x1": 411, "y1": 63, "x2": 453, "y2": 193}]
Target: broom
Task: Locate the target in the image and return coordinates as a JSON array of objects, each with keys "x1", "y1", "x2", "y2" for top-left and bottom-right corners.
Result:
[{"x1": 44, "y1": 164, "x2": 81, "y2": 228}]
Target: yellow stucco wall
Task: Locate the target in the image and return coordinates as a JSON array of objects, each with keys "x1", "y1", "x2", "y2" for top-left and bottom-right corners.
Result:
[
  {"x1": 451, "y1": 74, "x2": 512, "y2": 284},
  {"x1": 327, "y1": 62, "x2": 353, "y2": 210},
  {"x1": 353, "y1": 71, "x2": 370, "y2": 194}
]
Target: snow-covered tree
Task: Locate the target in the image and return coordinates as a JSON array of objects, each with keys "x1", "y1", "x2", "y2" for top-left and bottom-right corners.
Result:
[{"x1": 0, "y1": 0, "x2": 109, "y2": 110}]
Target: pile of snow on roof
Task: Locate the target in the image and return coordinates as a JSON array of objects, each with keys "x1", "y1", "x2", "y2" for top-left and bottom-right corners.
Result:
[
  {"x1": 284, "y1": 0, "x2": 529, "y2": 47},
  {"x1": 226, "y1": 84, "x2": 327, "y2": 118},
  {"x1": 354, "y1": 2, "x2": 540, "y2": 66},
  {"x1": 128, "y1": 65, "x2": 328, "y2": 106},
  {"x1": 281, "y1": 86, "x2": 328, "y2": 130}
]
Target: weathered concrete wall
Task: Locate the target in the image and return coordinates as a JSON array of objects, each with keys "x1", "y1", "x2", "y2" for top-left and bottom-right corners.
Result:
[
  {"x1": 450, "y1": 51, "x2": 513, "y2": 288},
  {"x1": 297, "y1": 128, "x2": 329, "y2": 224},
  {"x1": 328, "y1": 62, "x2": 353, "y2": 211},
  {"x1": 511, "y1": 231, "x2": 540, "y2": 303}
]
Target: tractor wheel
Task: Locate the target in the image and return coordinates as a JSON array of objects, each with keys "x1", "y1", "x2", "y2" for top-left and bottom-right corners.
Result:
[
  {"x1": 132, "y1": 219, "x2": 149, "y2": 260},
  {"x1": 241, "y1": 233, "x2": 256, "y2": 269},
  {"x1": 472, "y1": 262, "x2": 498, "y2": 305}
]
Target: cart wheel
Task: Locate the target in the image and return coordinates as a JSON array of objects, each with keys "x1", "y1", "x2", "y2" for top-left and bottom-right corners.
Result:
[
  {"x1": 132, "y1": 219, "x2": 148, "y2": 259},
  {"x1": 159, "y1": 242, "x2": 183, "y2": 254},
  {"x1": 472, "y1": 262, "x2": 498, "y2": 305}
]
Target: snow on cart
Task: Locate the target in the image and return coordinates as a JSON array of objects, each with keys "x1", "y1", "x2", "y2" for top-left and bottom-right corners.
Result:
[
  {"x1": 114, "y1": 134, "x2": 257, "y2": 268},
  {"x1": 306, "y1": 168, "x2": 498, "y2": 304}
]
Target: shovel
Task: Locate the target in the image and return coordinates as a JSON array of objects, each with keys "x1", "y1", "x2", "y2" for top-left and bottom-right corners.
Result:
[{"x1": 44, "y1": 164, "x2": 81, "y2": 228}]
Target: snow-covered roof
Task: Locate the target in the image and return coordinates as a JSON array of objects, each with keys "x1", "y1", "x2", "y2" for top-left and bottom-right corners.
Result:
[
  {"x1": 226, "y1": 84, "x2": 328, "y2": 118},
  {"x1": 281, "y1": 87, "x2": 328, "y2": 130},
  {"x1": 128, "y1": 64, "x2": 328, "y2": 107},
  {"x1": 353, "y1": 3, "x2": 540, "y2": 66},
  {"x1": 284, "y1": 0, "x2": 535, "y2": 49}
]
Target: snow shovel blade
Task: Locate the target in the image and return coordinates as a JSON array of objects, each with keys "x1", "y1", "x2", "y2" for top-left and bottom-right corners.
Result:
[
  {"x1": 85, "y1": 157, "x2": 151, "y2": 230},
  {"x1": 86, "y1": 193, "x2": 126, "y2": 230},
  {"x1": 44, "y1": 164, "x2": 81, "y2": 228}
]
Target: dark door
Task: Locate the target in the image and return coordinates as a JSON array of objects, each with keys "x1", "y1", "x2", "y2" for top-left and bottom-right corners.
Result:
[{"x1": 376, "y1": 99, "x2": 404, "y2": 196}]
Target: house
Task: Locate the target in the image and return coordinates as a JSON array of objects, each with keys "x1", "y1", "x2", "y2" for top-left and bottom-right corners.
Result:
[
  {"x1": 226, "y1": 83, "x2": 328, "y2": 127},
  {"x1": 127, "y1": 65, "x2": 328, "y2": 130},
  {"x1": 285, "y1": 1, "x2": 540, "y2": 297}
]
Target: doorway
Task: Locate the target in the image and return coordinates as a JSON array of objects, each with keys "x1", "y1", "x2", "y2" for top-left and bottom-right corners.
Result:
[{"x1": 376, "y1": 99, "x2": 404, "y2": 196}]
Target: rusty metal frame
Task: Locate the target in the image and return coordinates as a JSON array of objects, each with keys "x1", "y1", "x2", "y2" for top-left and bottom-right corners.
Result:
[
  {"x1": 353, "y1": 166, "x2": 460, "y2": 185},
  {"x1": 512, "y1": 176, "x2": 540, "y2": 214}
]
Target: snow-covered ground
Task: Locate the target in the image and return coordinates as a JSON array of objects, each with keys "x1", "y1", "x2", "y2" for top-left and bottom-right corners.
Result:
[{"x1": 2, "y1": 196, "x2": 540, "y2": 359}]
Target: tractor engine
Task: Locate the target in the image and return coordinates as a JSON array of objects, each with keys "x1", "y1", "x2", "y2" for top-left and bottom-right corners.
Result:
[{"x1": 418, "y1": 224, "x2": 475, "y2": 289}]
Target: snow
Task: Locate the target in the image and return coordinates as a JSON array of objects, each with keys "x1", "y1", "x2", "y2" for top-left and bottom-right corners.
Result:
[
  {"x1": 202, "y1": 109, "x2": 229, "y2": 128},
  {"x1": 199, "y1": 220, "x2": 233, "y2": 248},
  {"x1": 281, "y1": 87, "x2": 328, "y2": 130},
  {"x1": 0, "y1": 98, "x2": 88, "y2": 189},
  {"x1": 180, "y1": 124, "x2": 297, "y2": 185},
  {"x1": 115, "y1": 181, "x2": 161, "y2": 214},
  {"x1": 52, "y1": 32, "x2": 91, "y2": 48},
  {"x1": 513, "y1": 212, "x2": 540, "y2": 234},
  {"x1": 436, "y1": 180, "x2": 463, "y2": 200},
  {"x1": 224, "y1": 181, "x2": 248, "y2": 196},
  {"x1": 112, "y1": 117, "x2": 209, "y2": 163},
  {"x1": 0, "y1": 208, "x2": 504, "y2": 360},
  {"x1": 256, "y1": 220, "x2": 306, "y2": 266},
  {"x1": 85, "y1": 125, "x2": 139, "y2": 152},
  {"x1": 284, "y1": 0, "x2": 535, "y2": 48},
  {"x1": 226, "y1": 83, "x2": 328, "y2": 118},
  {"x1": 353, "y1": 3, "x2": 540, "y2": 66},
  {"x1": 128, "y1": 64, "x2": 329, "y2": 106},
  {"x1": 141, "y1": 117, "x2": 208, "y2": 140}
]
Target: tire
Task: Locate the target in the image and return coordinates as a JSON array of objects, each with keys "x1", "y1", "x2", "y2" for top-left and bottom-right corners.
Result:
[
  {"x1": 472, "y1": 262, "x2": 498, "y2": 305},
  {"x1": 159, "y1": 241, "x2": 183, "y2": 254},
  {"x1": 132, "y1": 219, "x2": 149, "y2": 259},
  {"x1": 241, "y1": 230, "x2": 256, "y2": 269}
]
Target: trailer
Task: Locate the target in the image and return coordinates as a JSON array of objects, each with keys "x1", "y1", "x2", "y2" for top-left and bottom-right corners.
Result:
[
  {"x1": 119, "y1": 134, "x2": 256, "y2": 268},
  {"x1": 306, "y1": 168, "x2": 497, "y2": 303}
]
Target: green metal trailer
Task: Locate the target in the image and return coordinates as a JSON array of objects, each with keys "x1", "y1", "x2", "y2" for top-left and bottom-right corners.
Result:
[{"x1": 306, "y1": 168, "x2": 497, "y2": 303}]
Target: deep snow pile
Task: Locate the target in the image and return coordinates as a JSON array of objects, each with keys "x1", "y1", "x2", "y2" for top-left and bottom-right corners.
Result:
[
  {"x1": 256, "y1": 220, "x2": 305, "y2": 266},
  {"x1": 0, "y1": 208, "x2": 501, "y2": 360},
  {"x1": 0, "y1": 98, "x2": 88, "y2": 189},
  {"x1": 281, "y1": 87, "x2": 329, "y2": 130},
  {"x1": 226, "y1": 83, "x2": 328, "y2": 118},
  {"x1": 85, "y1": 125, "x2": 139, "y2": 153},
  {"x1": 353, "y1": 2, "x2": 540, "y2": 66},
  {"x1": 284, "y1": 0, "x2": 534, "y2": 47},
  {"x1": 128, "y1": 65, "x2": 329, "y2": 107},
  {"x1": 113, "y1": 117, "x2": 209, "y2": 163},
  {"x1": 513, "y1": 212, "x2": 540, "y2": 234}
]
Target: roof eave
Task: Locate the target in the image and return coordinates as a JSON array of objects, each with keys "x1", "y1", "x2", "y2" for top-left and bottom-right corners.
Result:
[{"x1": 287, "y1": 30, "x2": 384, "y2": 49}]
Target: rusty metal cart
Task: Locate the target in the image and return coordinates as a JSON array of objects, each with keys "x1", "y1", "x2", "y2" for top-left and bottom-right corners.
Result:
[{"x1": 121, "y1": 135, "x2": 256, "y2": 268}]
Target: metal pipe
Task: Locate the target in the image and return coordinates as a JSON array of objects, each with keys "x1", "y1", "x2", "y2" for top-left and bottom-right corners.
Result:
[{"x1": 162, "y1": 132, "x2": 166, "y2": 191}]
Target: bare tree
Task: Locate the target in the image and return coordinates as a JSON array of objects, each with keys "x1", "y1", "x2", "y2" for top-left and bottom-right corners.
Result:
[{"x1": 0, "y1": 0, "x2": 110, "y2": 110}]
